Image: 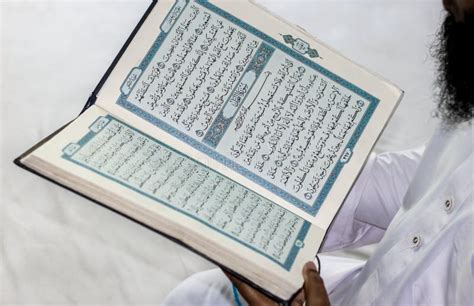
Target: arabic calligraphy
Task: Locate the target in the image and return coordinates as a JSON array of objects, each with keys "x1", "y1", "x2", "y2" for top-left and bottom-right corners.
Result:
[
  {"x1": 63, "y1": 116, "x2": 309, "y2": 266},
  {"x1": 117, "y1": 0, "x2": 377, "y2": 214},
  {"x1": 128, "y1": 3, "x2": 261, "y2": 140},
  {"x1": 220, "y1": 53, "x2": 369, "y2": 202}
]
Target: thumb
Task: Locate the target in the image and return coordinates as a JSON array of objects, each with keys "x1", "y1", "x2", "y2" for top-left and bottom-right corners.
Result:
[{"x1": 302, "y1": 261, "x2": 330, "y2": 306}]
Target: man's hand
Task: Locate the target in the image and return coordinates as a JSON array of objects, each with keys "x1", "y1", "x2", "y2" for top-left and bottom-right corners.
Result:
[{"x1": 224, "y1": 261, "x2": 330, "y2": 306}]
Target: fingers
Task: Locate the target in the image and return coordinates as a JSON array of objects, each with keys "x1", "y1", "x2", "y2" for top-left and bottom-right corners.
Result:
[
  {"x1": 223, "y1": 271, "x2": 277, "y2": 306},
  {"x1": 302, "y1": 261, "x2": 331, "y2": 306},
  {"x1": 222, "y1": 262, "x2": 330, "y2": 306},
  {"x1": 290, "y1": 288, "x2": 306, "y2": 306}
]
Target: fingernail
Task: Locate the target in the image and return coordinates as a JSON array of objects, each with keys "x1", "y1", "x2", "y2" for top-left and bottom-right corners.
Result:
[{"x1": 304, "y1": 261, "x2": 317, "y2": 271}]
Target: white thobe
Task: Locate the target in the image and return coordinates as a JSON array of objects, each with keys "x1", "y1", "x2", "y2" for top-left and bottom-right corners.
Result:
[{"x1": 163, "y1": 122, "x2": 473, "y2": 306}]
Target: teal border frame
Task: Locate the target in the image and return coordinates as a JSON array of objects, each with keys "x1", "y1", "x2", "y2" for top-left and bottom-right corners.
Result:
[
  {"x1": 116, "y1": 0, "x2": 380, "y2": 216},
  {"x1": 62, "y1": 115, "x2": 311, "y2": 271}
]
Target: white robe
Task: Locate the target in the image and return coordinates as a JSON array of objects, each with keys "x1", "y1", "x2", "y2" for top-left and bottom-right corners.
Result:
[{"x1": 163, "y1": 122, "x2": 473, "y2": 306}]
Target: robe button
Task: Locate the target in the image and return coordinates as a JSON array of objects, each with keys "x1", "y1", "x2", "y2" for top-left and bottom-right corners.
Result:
[
  {"x1": 411, "y1": 235, "x2": 422, "y2": 248},
  {"x1": 444, "y1": 198, "x2": 454, "y2": 213}
]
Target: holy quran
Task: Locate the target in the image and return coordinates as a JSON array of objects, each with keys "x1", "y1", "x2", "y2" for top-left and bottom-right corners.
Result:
[{"x1": 15, "y1": 0, "x2": 402, "y2": 302}]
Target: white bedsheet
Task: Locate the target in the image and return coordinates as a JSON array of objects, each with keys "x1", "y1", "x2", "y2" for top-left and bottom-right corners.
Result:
[{"x1": 1, "y1": 0, "x2": 442, "y2": 304}]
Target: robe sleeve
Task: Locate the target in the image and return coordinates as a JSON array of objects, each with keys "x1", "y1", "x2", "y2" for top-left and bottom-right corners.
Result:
[
  {"x1": 448, "y1": 212, "x2": 474, "y2": 305},
  {"x1": 321, "y1": 147, "x2": 424, "y2": 252}
]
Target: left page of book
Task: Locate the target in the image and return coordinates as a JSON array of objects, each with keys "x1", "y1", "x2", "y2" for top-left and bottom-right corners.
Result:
[
  {"x1": 94, "y1": 0, "x2": 402, "y2": 225},
  {"x1": 20, "y1": 105, "x2": 324, "y2": 300}
]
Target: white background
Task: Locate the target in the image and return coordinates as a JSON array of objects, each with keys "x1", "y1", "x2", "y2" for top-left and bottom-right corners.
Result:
[{"x1": 1, "y1": 0, "x2": 443, "y2": 304}]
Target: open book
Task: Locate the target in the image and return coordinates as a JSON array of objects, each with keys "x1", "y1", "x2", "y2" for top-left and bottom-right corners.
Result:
[{"x1": 15, "y1": 0, "x2": 402, "y2": 302}]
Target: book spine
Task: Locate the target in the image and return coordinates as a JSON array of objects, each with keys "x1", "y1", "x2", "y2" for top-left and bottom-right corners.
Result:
[{"x1": 80, "y1": 93, "x2": 97, "y2": 114}]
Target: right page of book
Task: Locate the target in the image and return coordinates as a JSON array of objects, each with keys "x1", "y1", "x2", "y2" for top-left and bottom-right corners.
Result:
[{"x1": 95, "y1": 0, "x2": 402, "y2": 226}]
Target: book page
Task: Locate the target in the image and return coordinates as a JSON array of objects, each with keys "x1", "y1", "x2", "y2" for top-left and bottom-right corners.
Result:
[
  {"x1": 95, "y1": 0, "x2": 402, "y2": 224},
  {"x1": 23, "y1": 105, "x2": 324, "y2": 298}
]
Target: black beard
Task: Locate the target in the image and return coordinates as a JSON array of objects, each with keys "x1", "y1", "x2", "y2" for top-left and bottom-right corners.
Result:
[{"x1": 432, "y1": 12, "x2": 474, "y2": 125}]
